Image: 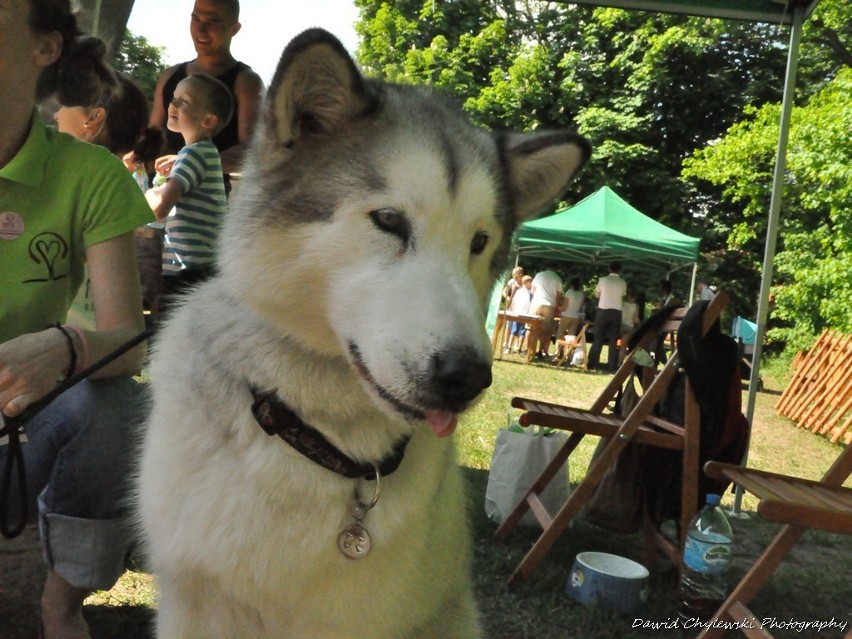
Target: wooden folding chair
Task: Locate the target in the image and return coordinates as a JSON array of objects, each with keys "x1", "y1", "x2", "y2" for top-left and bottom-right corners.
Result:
[
  {"x1": 552, "y1": 321, "x2": 590, "y2": 368},
  {"x1": 696, "y1": 445, "x2": 852, "y2": 639},
  {"x1": 495, "y1": 292, "x2": 729, "y2": 586}
]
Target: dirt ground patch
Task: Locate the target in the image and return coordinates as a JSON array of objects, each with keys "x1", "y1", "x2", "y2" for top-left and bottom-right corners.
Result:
[{"x1": 0, "y1": 525, "x2": 151, "y2": 639}]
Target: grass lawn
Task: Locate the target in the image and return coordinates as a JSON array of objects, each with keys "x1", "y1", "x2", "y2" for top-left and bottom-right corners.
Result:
[
  {"x1": 1, "y1": 353, "x2": 850, "y2": 638},
  {"x1": 462, "y1": 355, "x2": 852, "y2": 638}
]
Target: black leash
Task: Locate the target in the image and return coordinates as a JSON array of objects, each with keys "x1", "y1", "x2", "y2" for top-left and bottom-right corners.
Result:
[
  {"x1": 0, "y1": 328, "x2": 153, "y2": 539},
  {"x1": 0, "y1": 413, "x2": 26, "y2": 538}
]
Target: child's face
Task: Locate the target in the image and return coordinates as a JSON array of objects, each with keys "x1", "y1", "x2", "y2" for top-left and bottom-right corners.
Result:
[{"x1": 167, "y1": 79, "x2": 211, "y2": 138}]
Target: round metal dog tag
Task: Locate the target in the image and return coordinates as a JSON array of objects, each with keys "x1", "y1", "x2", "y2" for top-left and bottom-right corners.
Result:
[{"x1": 338, "y1": 524, "x2": 371, "y2": 559}]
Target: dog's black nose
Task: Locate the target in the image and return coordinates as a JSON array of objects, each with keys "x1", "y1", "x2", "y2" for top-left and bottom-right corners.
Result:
[{"x1": 430, "y1": 350, "x2": 492, "y2": 405}]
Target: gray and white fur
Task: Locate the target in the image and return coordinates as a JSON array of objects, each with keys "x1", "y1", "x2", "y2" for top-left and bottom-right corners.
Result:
[{"x1": 137, "y1": 28, "x2": 590, "y2": 639}]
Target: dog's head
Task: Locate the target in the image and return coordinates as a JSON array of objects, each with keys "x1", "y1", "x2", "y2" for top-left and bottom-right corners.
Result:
[{"x1": 221, "y1": 29, "x2": 590, "y2": 435}]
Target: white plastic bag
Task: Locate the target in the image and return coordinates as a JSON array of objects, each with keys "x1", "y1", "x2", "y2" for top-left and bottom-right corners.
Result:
[{"x1": 485, "y1": 426, "x2": 570, "y2": 527}]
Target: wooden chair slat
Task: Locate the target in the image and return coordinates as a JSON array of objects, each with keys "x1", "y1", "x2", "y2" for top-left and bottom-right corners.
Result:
[
  {"x1": 697, "y1": 446, "x2": 852, "y2": 638},
  {"x1": 498, "y1": 292, "x2": 731, "y2": 587}
]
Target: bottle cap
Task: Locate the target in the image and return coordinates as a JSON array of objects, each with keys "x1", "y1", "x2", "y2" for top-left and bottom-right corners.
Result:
[{"x1": 706, "y1": 493, "x2": 721, "y2": 506}]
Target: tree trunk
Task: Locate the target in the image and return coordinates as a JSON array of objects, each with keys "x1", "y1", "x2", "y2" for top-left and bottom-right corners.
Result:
[{"x1": 73, "y1": 0, "x2": 136, "y2": 61}]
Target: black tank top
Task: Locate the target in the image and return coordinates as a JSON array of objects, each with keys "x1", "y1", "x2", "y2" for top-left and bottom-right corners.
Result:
[{"x1": 160, "y1": 61, "x2": 249, "y2": 154}]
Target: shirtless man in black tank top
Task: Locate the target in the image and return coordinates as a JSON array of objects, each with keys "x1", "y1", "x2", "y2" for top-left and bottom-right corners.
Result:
[{"x1": 149, "y1": 0, "x2": 264, "y2": 176}]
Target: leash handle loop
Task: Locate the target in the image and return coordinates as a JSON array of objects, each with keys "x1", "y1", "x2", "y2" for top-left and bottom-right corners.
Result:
[
  {"x1": 0, "y1": 415, "x2": 27, "y2": 539},
  {"x1": 0, "y1": 327, "x2": 153, "y2": 539}
]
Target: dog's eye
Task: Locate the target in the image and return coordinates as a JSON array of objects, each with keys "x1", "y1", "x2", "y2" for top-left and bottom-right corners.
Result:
[
  {"x1": 470, "y1": 232, "x2": 489, "y2": 255},
  {"x1": 369, "y1": 208, "x2": 410, "y2": 244}
]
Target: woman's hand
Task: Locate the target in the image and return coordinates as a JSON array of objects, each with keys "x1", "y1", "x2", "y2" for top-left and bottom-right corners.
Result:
[
  {"x1": 0, "y1": 329, "x2": 71, "y2": 417},
  {"x1": 122, "y1": 150, "x2": 139, "y2": 171}
]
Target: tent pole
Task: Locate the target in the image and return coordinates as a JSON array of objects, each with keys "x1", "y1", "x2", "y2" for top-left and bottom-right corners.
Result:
[
  {"x1": 688, "y1": 262, "x2": 697, "y2": 304},
  {"x1": 732, "y1": 4, "x2": 804, "y2": 516},
  {"x1": 92, "y1": 0, "x2": 102, "y2": 34}
]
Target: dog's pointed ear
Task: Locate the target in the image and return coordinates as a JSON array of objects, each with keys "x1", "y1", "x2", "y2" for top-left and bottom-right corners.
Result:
[
  {"x1": 503, "y1": 132, "x2": 591, "y2": 222},
  {"x1": 260, "y1": 29, "x2": 376, "y2": 157}
]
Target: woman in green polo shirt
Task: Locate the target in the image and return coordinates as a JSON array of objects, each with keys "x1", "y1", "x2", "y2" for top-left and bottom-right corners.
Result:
[{"x1": 0, "y1": 2, "x2": 153, "y2": 637}]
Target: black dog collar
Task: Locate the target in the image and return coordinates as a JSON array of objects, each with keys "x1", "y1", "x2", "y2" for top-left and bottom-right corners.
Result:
[{"x1": 249, "y1": 387, "x2": 410, "y2": 480}]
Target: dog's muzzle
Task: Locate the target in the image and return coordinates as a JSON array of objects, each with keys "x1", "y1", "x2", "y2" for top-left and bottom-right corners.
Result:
[
  {"x1": 347, "y1": 342, "x2": 490, "y2": 436},
  {"x1": 425, "y1": 348, "x2": 492, "y2": 410}
]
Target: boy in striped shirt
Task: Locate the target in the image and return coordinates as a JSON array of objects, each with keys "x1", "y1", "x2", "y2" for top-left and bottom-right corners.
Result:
[{"x1": 146, "y1": 73, "x2": 233, "y2": 313}]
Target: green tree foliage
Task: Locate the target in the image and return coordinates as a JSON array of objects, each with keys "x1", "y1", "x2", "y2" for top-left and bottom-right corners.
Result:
[
  {"x1": 800, "y1": 0, "x2": 852, "y2": 88},
  {"x1": 684, "y1": 67, "x2": 852, "y2": 352},
  {"x1": 353, "y1": 0, "x2": 850, "y2": 351},
  {"x1": 353, "y1": 2, "x2": 789, "y2": 229},
  {"x1": 115, "y1": 30, "x2": 167, "y2": 100}
]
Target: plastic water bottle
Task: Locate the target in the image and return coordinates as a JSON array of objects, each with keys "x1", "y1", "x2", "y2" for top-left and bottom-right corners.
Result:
[
  {"x1": 152, "y1": 171, "x2": 168, "y2": 187},
  {"x1": 132, "y1": 167, "x2": 149, "y2": 192},
  {"x1": 677, "y1": 493, "x2": 733, "y2": 623}
]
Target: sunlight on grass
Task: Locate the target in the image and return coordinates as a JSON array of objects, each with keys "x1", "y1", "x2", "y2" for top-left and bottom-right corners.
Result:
[
  {"x1": 87, "y1": 354, "x2": 851, "y2": 638},
  {"x1": 457, "y1": 357, "x2": 610, "y2": 471},
  {"x1": 87, "y1": 570, "x2": 156, "y2": 608},
  {"x1": 460, "y1": 355, "x2": 850, "y2": 494}
]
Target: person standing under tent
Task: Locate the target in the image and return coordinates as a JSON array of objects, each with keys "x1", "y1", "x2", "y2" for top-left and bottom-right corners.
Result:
[
  {"x1": 506, "y1": 274, "x2": 533, "y2": 354},
  {"x1": 529, "y1": 269, "x2": 563, "y2": 359},
  {"x1": 553, "y1": 276, "x2": 585, "y2": 362},
  {"x1": 697, "y1": 279, "x2": 716, "y2": 301},
  {"x1": 502, "y1": 266, "x2": 524, "y2": 351},
  {"x1": 587, "y1": 262, "x2": 627, "y2": 372},
  {"x1": 618, "y1": 285, "x2": 641, "y2": 365}
]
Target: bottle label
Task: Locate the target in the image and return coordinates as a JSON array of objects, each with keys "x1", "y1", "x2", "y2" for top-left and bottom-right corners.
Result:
[{"x1": 683, "y1": 533, "x2": 731, "y2": 574}]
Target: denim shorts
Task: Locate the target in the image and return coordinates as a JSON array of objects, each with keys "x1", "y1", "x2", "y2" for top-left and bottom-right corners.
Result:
[{"x1": 0, "y1": 377, "x2": 146, "y2": 590}]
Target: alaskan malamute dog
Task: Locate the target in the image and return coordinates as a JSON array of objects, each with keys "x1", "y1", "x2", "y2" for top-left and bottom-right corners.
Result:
[{"x1": 138, "y1": 29, "x2": 589, "y2": 638}]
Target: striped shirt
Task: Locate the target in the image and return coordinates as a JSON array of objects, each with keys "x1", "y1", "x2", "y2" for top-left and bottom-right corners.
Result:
[{"x1": 162, "y1": 140, "x2": 227, "y2": 274}]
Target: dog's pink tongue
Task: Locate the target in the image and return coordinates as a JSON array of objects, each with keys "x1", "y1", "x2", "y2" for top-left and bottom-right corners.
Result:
[{"x1": 425, "y1": 410, "x2": 458, "y2": 437}]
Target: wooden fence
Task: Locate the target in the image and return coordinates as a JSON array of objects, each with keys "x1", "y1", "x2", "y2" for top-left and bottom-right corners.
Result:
[{"x1": 776, "y1": 330, "x2": 852, "y2": 445}]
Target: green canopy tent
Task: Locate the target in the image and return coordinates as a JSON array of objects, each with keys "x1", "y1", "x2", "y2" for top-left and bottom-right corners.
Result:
[
  {"x1": 516, "y1": 186, "x2": 700, "y2": 270},
  {"x1": 485, "y1": 186, "x2": 698, "y2": 344}
]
